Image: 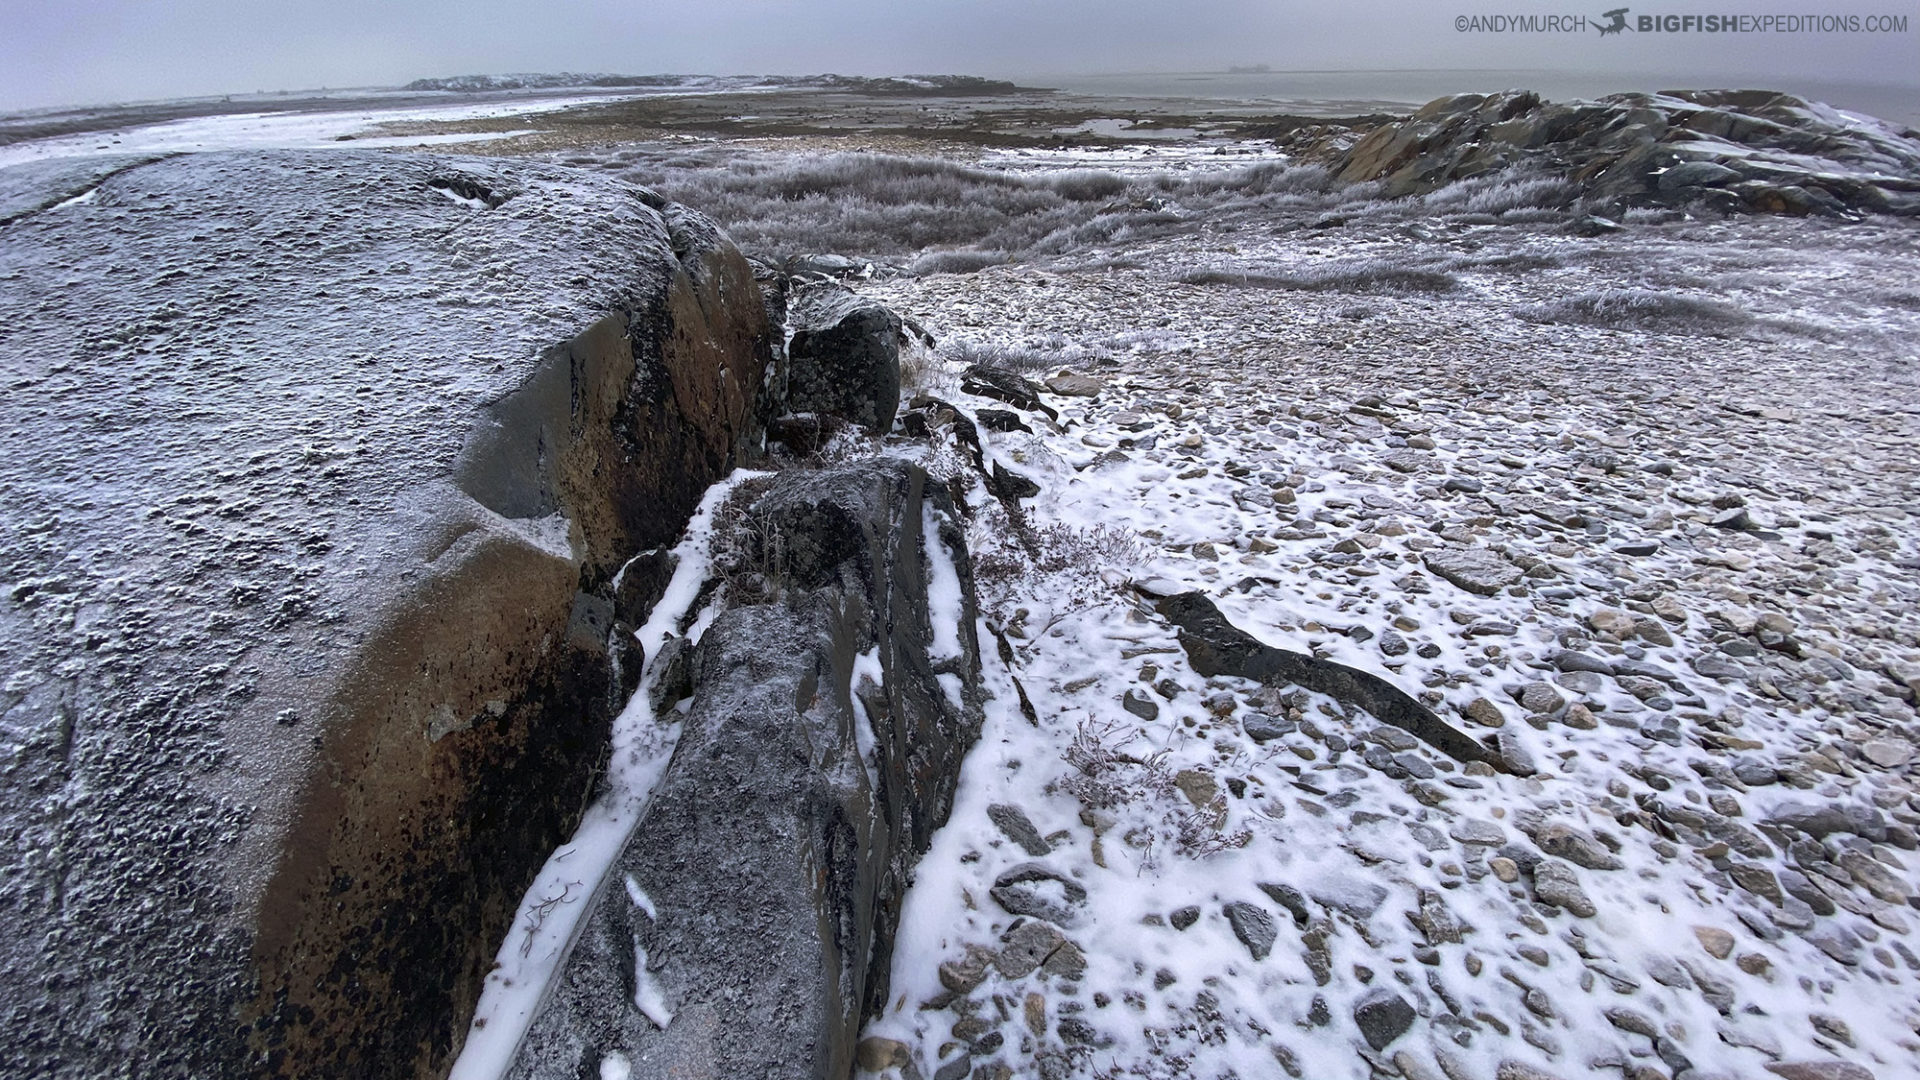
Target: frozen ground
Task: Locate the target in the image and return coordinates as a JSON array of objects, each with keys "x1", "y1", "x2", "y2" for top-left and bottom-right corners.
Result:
[{"x1": 834, "y1": 199, "x2": 1920, "y2": 1080}]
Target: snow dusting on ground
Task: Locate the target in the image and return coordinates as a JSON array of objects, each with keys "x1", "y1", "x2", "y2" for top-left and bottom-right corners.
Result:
[{"x1": 842, "y1": 204, "x2": 1920, "y2": 1080}]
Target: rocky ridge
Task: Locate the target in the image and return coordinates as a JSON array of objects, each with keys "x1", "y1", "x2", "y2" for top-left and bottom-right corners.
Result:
[{"x1": 1302, "y1": 88, "x2": 1920, "y2": 217}]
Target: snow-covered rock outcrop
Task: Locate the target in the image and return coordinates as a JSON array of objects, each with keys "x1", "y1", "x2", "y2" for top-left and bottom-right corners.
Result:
[
  {"x1": 506, "y1": 459, "x2": 985, "y2": 1080},
  {"x1": 0, "y1": 149, "x2": 773, "y2": 1079}
]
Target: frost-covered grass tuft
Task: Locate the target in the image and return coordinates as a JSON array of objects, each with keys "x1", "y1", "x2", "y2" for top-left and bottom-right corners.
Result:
[
  {"x1": 1178, "y1": 259, "x2": 1462, "y2": 296},
  {"x1": 1054, "y1": 717, "x2": 1175, "y2": 811},
  {"x1": 600, "y1": 143, "x2": 1589, "y2": 267},
  {"x1": 1518, "y1": 287, "x2": 1758, "y2": 335},
  {"x1": 937, "y1": 338, "x2": 1056, "y2": 374},
  {"x1": 907, "y1": 248, "x2": 1010, "y2": 276},
  {"x1": 1420, "y1": 172, "x2": 1578, "y2": 216}
]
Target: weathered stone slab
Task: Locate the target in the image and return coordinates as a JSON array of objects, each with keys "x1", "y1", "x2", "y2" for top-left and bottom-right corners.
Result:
[
  {"x1": 0, "y1": 149, "x2": 772, "y2": 1079},
  {"x1": 508, "y1": 459, "x2": 984, "y2": 1080}
]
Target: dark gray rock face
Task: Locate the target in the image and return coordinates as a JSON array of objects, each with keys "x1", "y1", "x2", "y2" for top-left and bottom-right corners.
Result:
[
  {"x1": 785, "y1": 283, "x2": 904, "y2": 433},
  {"x1": 0, "y1": 150, "x2": 772, "y2": 1079},
  {"x1": 1331, "y1": 88, "x2": 1920, "y2": 216},
  {"x1": 509, "y1": 458, "x2": 984, "y2": 1080}
]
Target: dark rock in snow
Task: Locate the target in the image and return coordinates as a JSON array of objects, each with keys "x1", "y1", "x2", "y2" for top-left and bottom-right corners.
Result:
[
  {"x1": 991, "y1": 862, "x2": 1090, "y2": 925},
  {"x1": 510, "y1": 459, "x2": 984, "y2": 1080},
  {"x1": 1223, "y1": 901, "x2": 1278, "y2": 960},
  {"x1": 1242, "y1": 711, "x2": 1295, "y2": 742},
  {"x1": 1352, "y1": 988, "x2": 1417, "y2": 1050},
  {"x1": 1259, "y1": 882, "x2": 1313, "y2": 927},
  {"x1": 785, "y1": 282, "x2": 905, "y2": 433},
  {"x1": 0, "y1": 150, "x2": 774, "y2": 1080},
  {"x1": 989, "y1": 803, "x2": 1053, "y2": 856},
  {"x1": 1154, "y1": 590, "x2": 1504, "y2": 770},
  {"x1": 961, "y1": 363, "x2": 1061, "y2": 422}
]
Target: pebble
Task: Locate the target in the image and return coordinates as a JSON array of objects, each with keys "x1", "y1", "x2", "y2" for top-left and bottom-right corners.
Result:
[
  {"x1": 1532, "y1": 860, "x2": 1597, "y2": 917},
  {"x1": 1224, "y1": 901, "x2": 1278, "y2": 960},
  {"x1": 1352, "y1": 988, "x2": 1417, "y2": 1051},
  {"x1": 1693, "y1": 926, "x2": 1736, "y2": 959}
]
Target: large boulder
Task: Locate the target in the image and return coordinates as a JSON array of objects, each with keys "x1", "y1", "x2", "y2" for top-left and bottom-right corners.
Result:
[
  {"x1": 509, "y1": 458, "x2": 985, "y2": 1080},
  {"x1": 0, "y1": 150, "x2": 772, "y2": 1079},
  {"x1": 785, "y1": 283, "x2": 905, "y2": 433}
]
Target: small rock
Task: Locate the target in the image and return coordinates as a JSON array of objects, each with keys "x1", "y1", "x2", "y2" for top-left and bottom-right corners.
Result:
[
  {"x1": 1258, "y1": 882, "x2": 1312, "y2": 926},
  {"x1": 1169, "y1": 905, "x2": 1200, "y2": 931},
  {"x1": 1490, "y1": 857, "x2": 1520, "y2": 883},
  {"x1": 1409, "y1": 888, "x2": 1465, "y2": 944},
  {"x1": 1764, "y1": 1063, "x2": 1876, "y2": 1080},
  {"x1": 1174, "y1": 769, "x2": 1220, "y2": 810},
  {"x1": 1694, "y1": 926, "x2": 1735, "y2": 959},
  {"x1": 1024, "y1": 992, "x2": 1047, "y2": 1036},
  {"x1": 1497, "y1": 731, "x2": 1538, "y2": 777},
  {"x1": 1633, "y1": 618, "x2": 1674, "y2": 647},
  {"x1": 1044, "y1": 372, "x2": 1103, "y2": 397},
  {"x1": 1451, "y1": 819, "x2": 1507, "y2": 846},
  {"x1": 1553, "y1": 651, "x2": 1615, "y2": 675},
  {"x1": 1515, "y1": 682, "x2": 1565, "y2": 715},
  {"x1": 1711, "y1": 507, "x2": 1753, "y2": 531},
  {"x1": 1352, "y1": 988, "x2": 1417, "y2": 1051},
  {"x1": 856, "y1": 1037, "x2": 910, "y2": 1071},
  {"x1": 1243, "y1": 711, "x2": 1295, "y2": 742},
  {"x1": 1727, "y1": 860, "x2": 1784, "y2": 906},
  {"x1": 995, "y1": 920, "x2": 1068, "y2": 979},
  {"x1": 1496, "y1": 1062, "x2": 1569, "y2": 1080},
  {"x1": 1809, "y1": 1014, "x2": 1854, "y2": 1047},
  {"x1": 939, "y1": 947, "x2": 993, "y2": 993},
  {"x1": 1043, "y1": 940, "x2": 1086, "y2": 979},
  {"x1": 1122, "y1": 689, "x2": 1159, "y2": 720},
  {"x1": 1588, "y1": 609, "x2": 1637, "y2": 637},
  {"x1": 1378, "y1": 630, "x2": 1410, "y2": 657},
  {"x1": 1464, "y1": 697, "x2": 1506, "y2": 728},
  {"x1": 1862, "y1": 740, "x2": 1913, "y2": 769},
  {"x1": 1529, "y1": 822, "x2": 1623, "y2": 870},
  {"x1": 1224, "y1": 901, "x2": 1278, "y2": 960},
  {"x1": 1605, "y1": 1006, "x2": 1658, "y2": 1038},
  {"x1": 1423, "y1": 547, "x2": 1523, "y2": 596},
  {"x1": 1532, "y1": 859, "x2": 1596, "y2": 917},
  {"x1": 1561, "y1": 703, "x2": 1598, "y2": 730},
  {"x1": 1836, "y1": 849, "x2": 1910, "y2": 904},
  {"x1": 987, "y1": 804, "x2": 1052, "y2": 857},
  {"x1": 990, "y1": 864, "x2": 1088, "y2": 924}
]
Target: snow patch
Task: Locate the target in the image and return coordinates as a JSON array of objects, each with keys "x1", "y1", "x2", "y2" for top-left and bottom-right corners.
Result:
[{"x1": 923, "y1": 500, "x2": 964, "y2": 662}]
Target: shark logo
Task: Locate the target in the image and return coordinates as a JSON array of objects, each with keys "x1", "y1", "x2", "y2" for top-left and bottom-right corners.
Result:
[{"x1": 1596, "y1": 7, "x2": 1632, "y2": 34}]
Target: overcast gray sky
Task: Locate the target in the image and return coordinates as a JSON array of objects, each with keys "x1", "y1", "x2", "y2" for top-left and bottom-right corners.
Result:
[{"x1": 3, "y1": 0, "x2": 1916, "y2": 113}]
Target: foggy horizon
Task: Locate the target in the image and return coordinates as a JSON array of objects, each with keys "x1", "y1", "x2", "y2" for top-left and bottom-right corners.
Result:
[{"x1": 4, "y1": 0, "x2": 1916, "y2": 115}]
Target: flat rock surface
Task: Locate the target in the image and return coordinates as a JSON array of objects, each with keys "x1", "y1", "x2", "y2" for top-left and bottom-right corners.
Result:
[{"x1": 0, "y1": 149, "x2": 694, "y2": 1077}]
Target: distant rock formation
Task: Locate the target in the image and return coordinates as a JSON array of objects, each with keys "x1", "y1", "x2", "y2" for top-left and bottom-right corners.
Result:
[
  {"x1": 1318, "y1": 88, "x2": 1920, "y2": 216},
  {"x1": 0, "y1": 149, "x2": 773, "y2": 1078},
  {"x1": 403, "y1": 73, "x2": 699, "y2": 92},
  {"x1": 508, "y1": 459, "x2": 985, "y2": 1080}
]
